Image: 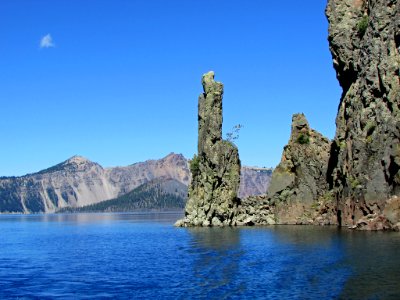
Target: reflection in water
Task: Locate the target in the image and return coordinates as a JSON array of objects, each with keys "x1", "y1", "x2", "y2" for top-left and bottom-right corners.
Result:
[
  {"x1": 187, "y1": 228, "x2": 245, "y2": 299},
  {"x1": 238, "y1": 226, "x2": 351, "y2": 299},
  {"x1": 261, "y1": 226, "x2": 400, "y2": 299},
  {"x1": 339, "y1": 230, "x2": 400, "y2": 299},
  {"x1": 1, "y1": 212, "x2": 184, "y2": 225},
  {"x1": 188, "y1": 227, "x2": 241, "y2": 250},
  {"x1": 270, "y1": 225, "x2": 341, "y2": 247}
]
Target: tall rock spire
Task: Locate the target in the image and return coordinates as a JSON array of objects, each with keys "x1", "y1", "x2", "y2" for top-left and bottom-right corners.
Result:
[
  {"x1": 176, "y1": 71, "x2": 241, "y2": 227},
  {"x1": 198, "y1": 71, "x2": 223, "y2": 155}
]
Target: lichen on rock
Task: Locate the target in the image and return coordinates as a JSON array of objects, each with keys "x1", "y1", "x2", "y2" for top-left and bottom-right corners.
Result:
[{"x1": 175, "y1": 71, "x2": 241, "y2": 227}]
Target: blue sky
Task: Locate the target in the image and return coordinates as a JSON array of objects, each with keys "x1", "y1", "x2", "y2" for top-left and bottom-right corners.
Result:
[{"x1": 0, "y1": 0, "x2": 341, "y2": 176}]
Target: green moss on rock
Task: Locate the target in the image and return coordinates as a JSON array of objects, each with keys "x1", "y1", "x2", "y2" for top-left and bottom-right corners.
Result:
[
  {"x1": 357, "y1": 15, "x2": 368, "y2": 37},
  {"x1": 297, "y1": 133, "x2": 310, "y2": 144}
]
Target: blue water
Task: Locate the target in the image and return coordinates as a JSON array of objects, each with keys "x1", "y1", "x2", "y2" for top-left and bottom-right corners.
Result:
[{"x1": 0, "y1": 213, "x2": 399, "y2": 299}]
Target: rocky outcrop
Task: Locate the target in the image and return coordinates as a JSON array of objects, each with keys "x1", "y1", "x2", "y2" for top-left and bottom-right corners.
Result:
[
  {"x1": 176, "y1": 71, "x2": 241, "y2": 227},
  {"x1": 235, "y1": 195, "x2": 276, "y2": 226},
  {"x1": 264, "y1": 114, "x2": 337, "y2": 225},
  {"x1": 326, "y1": 0, "x2": 400, "y2": 229}
]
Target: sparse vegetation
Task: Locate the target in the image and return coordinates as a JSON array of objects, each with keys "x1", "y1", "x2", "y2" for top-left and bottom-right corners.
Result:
[
  {"x1": 349, "y1": 176, "x2": 361, "y2": 189},
  {"x1": 339, "y1": 140, "x2": 346, "y2": 150},
  {"x1": 321, "y1": 191, "x2": 334, "y2": 203},
  {"x1": 357, "y1": 15, "x2": 369, "y2": 37},
  {"x1": 312, "y1": 191, "x2": 334, "y2": 211},
  {"x1": 226, "y1": 124, "x2": 243, "y2": 143},
  {"x1": 190, "y1": 154, "x2": 200, "y2": 174},
  {"x1": 297, "y1": 133, "x2": 310, "y2": 144}
]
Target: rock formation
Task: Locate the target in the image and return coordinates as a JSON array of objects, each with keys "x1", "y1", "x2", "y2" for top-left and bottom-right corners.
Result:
[
  {"x1": 238, "y1": 0, "x2": 400, "y2": 230},
  {"x1": 176, "y1": 71, "x2": 241, "y2": 227},
  {"x1": 176, "y1": 0, "x2": 399, "y2": 230},
  {"x1": 266, "y1": 114, "x2": 337, "y2": 225},
  {"x1": 326, "y1": 0, "x2": 400, "y2": 229}
]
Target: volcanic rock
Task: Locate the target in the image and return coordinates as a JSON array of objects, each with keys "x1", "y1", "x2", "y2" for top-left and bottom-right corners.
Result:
[
  {"x1": 176, "y1": 71, "x2": 241, "y2": 227},
  {"x1": 265, "y1": 113, "x2": 337, "y2": 225},
  {"x1": 326, "y1": 0, "x2": 400, "y2": 228}
]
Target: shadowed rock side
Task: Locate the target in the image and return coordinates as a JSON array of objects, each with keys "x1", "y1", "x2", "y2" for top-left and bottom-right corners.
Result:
[
  {"x1": 326, "y1": 0, "x2": 400, "y2": 230},
  {"x1": 176, "y1": 72, "x2": 241, "y2": 227}
]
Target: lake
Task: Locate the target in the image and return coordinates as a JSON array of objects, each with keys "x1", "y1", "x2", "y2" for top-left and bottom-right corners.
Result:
[{"x1": 0, "y1": 212, "x2": 399, "y2": 299}]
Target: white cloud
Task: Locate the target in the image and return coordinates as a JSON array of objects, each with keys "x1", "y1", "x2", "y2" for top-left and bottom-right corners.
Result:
[{"x1": 40, "y1": 34, "x2": 55, "y2": 48}]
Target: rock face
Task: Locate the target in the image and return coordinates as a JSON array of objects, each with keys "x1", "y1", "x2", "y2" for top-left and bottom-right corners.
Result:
[
  {"x1": 326, "y1": 0, "x2": 400, "y2": 229},
  {"x1": 176, "y1": 71, "x2": 241, "y2": 227},
  {"x1": 265, "y1": 114, "x2": 337, "y2": 225}
]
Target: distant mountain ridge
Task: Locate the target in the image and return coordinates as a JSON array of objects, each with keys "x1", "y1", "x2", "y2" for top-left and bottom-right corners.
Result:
[
  {"x1": 60, "y1": 178, "x2": 187, "y2": 213},
  {"x1": 0, "y1": 153, "x2": 190, "y2": 213},
  {"x1": 239, "y1": 166, "x2": 272, "y2": 199},
  {"x1": 0, "y1": 153, "x2": 271, "y2": 213}
]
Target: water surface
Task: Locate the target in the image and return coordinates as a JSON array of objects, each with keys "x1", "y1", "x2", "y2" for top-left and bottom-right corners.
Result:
[{"x1": 0, "y1": 212, "x2": 399, "y2": 299}]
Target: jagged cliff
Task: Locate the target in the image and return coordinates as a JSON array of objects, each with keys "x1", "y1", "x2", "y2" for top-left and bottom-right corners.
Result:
[
  {"x1": 249, "y1": 0, "x2": 400, "y2": 230},
  {"x1": 176, "y1": 71, "x2": 241, "y2": 227},
  {"x1": 326, "y1": 0, "x2": 400, "y2": 229}
]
